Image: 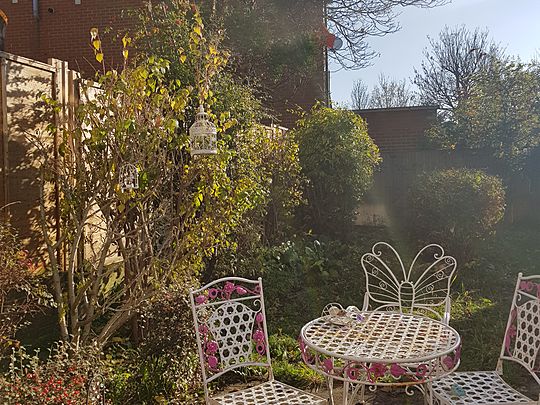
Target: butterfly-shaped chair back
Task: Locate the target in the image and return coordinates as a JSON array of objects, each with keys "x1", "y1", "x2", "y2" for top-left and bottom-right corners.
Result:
[
  {"x1": 497, "y1": 273, "x2": 540, "y2": 384},
  {"x1": 190, "y1": 277, "x2": 273, "y2": 402},
  {"x1": 361, "y1": 242, "x2": 457, "y2": 324}
]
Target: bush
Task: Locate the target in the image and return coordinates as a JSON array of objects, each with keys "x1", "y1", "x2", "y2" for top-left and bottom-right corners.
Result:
[
  {"x1": 292, "y1": 105, "x2": 381, "y2": 235},
  {"x1": 409, "y1": 168, "x2": 505, "y2": 256},
  {"x1": 258, "y1": 238, "x2": 368, "y2": 335},
  {"x1": 107, "y1": 285, "x2": 202, "y2": 404},
  {"x1": 0, "y1": 342, "x2": 104, "y2": 405},
  {"x1": 0, "y1": 221, "x2": 49, "y2": 356},
  {"x1": 206, "y1": 125, "x2": 303, "y2": 282}
]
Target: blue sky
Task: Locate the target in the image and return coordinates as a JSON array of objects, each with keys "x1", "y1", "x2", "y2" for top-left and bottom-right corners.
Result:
[{"x1": 329, "y1": 0, "x2": 540, "y2": 106}]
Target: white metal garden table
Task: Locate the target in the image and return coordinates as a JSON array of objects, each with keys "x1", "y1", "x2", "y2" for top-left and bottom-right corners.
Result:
[{"x1": 299, "y1": 310, "x2": 461, "y2": 405}]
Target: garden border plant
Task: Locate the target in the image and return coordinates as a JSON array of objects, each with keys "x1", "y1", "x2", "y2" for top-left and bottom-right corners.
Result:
[
  {"x1": 408, "y1": 168, "x2": 505, "y2": 259},
  {"x1": 292, "y1": 105, "x2": 381, "y2": 235}
]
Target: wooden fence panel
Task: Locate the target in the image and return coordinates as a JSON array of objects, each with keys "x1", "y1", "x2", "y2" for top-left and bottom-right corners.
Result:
[{"x1": 0, "y1": 52, "x2": 57, "y2": 253}]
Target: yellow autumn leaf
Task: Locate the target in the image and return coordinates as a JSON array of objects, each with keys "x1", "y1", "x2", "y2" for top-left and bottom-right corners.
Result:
[
  {"x1": 95, "y1": 53, "x2": 104, "y2": 63},
  {"x1": 180, "y1": 54, "x2": 187, "y2": 63},
  {"x1": 193, "y1": 25, "x2": 202, "y2": 37},
  {"x1": 92, "y1": 40, "x2": 101, "y2": 50},
  {"x1": 122, "y1": 35, "x2": 131, "y2": 48},
  {"x1": 123, "y1": 49, "x2": 129, "y2": 60}
]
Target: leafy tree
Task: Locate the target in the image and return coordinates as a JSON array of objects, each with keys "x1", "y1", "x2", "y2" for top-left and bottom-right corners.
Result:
[
  {"x1": 292, "y1": 105, "x2": 381, "y2": 234},
  {"x1": 132, "y1": 0, "x2": 321, "y2": 106},
  {"x1": 215, "y1": 0, "x2": 322, "y2": 88},
  {"x1": 35, "y1": 9, "x2": 275, "y2": 348},
  {"x1": 133, "y1": 1, "x2": 303, "y2": 274},
  {"x1": 414, "y1": 26, "x2": 504, "y2": 115},
  {"x1": 429, "y1": 59, "x2": 540, "y2": 171}
]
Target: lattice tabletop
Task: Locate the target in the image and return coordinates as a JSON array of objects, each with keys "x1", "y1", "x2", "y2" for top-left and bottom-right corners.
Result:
[{"x1": 299, "y1": 311, "x2": 461, "y2": 386}]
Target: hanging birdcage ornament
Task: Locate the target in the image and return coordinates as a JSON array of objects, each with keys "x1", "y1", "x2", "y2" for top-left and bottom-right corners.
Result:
[
  {"x1": 119, "y1": 163, "x2": 139, "y2": 192},
  {"x1": 189, "y1": 105, "x2": 217, "y2": 157}
]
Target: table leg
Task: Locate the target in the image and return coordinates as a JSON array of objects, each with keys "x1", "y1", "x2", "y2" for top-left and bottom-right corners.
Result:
[
  {"x1": 423, "y1": 382, "x2": 433, "y2": 405},
  {"x1": 349, "y1": 383, "x2": 366, "y2": 404},
  {"x1": 327, "y1": 377, "x2": 335, "y2": 405}
]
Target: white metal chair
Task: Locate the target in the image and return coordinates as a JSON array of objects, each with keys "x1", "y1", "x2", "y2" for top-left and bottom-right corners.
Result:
[
  {"x1": 430, "y1": 272, "x2": 540, "y2": 405},
  {"x1": 361, "y1": 242, "x2": 458, "y2": 325},
  {"x1": 190, "y1": 276, "x2": 327, "y2": 405},
  {"x1": 331, "y1": 242, "x2": 457, "y2": 404}
]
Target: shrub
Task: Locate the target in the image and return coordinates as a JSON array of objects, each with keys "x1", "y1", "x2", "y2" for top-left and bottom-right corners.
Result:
[
  {"x1": 0, "y1": 221, "x2": 49, "y2": 356},
  {"x1": 271, "y1": 361, "x2": 324, "y2": 391},
  {"x1": 268, "y1": 333, "x2": 324, "y2": 389},
  {"x1": 258, "y1": 238, "x2": 367, "y2": 335},
  {"x1": 206, "y1": 125, "x2": 304, "y2": 281},
  {"x1": 0, "y1": 342, "x2": 104, "y2": 405},
  {"x1": 409, "y1": 168, "x2": 505, "y2": 256},
  {"x1": 107, "y1": 285, "x2": 202, "y2": 404},
  {"x1": 292, "y1": 105, "x2": 381, "y2": 235}
]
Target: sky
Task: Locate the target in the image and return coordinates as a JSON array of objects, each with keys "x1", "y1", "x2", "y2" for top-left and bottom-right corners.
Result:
[{"x1": 329, "y1": 0, "x2": 540, "y2": 106}]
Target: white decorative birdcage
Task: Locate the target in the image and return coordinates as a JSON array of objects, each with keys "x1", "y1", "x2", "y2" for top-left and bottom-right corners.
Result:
[
  {"x1": 119, "y1": 163, "x2": 139, "y2": 192},
  {"x1": 189, "y1": 105, "x2": 217, "y2": 157}
]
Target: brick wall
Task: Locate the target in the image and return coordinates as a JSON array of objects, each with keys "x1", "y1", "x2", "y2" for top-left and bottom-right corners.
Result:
[
  {"x1": 264, "y1": 0, "x2": 327, "y2": 128},
  {"x1": 354, "y1": 106, "x2": 438, "y2": 154},
  {"x1": 1, "y1": 1, "x2": 326, "y2": 127},
  {"x1": 2, "y1": 0, "x2": 141, "y2": 76}
]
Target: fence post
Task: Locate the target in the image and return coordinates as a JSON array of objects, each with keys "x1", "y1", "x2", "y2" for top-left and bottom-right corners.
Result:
[{"x1": 0, "y1": 55, "x2": 8, "y2": 220}]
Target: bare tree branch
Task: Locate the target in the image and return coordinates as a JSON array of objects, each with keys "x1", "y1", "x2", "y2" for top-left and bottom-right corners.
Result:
[
  {"x1": 414, "y1": 25, "x2": 505, "y2": 114},
  {"x1": 326, "y1": 0, "x2": 449, "y2": 69}
]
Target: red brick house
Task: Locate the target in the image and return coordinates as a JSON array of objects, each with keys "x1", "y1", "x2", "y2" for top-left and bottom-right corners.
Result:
[{"x1": 0, "y1": 0, "x2": 327, "y2": 127}]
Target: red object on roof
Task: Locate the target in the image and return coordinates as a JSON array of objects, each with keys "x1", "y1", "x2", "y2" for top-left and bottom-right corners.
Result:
[{"x1": 325, "y1": 32, "x2": 336, "y2": 48}]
